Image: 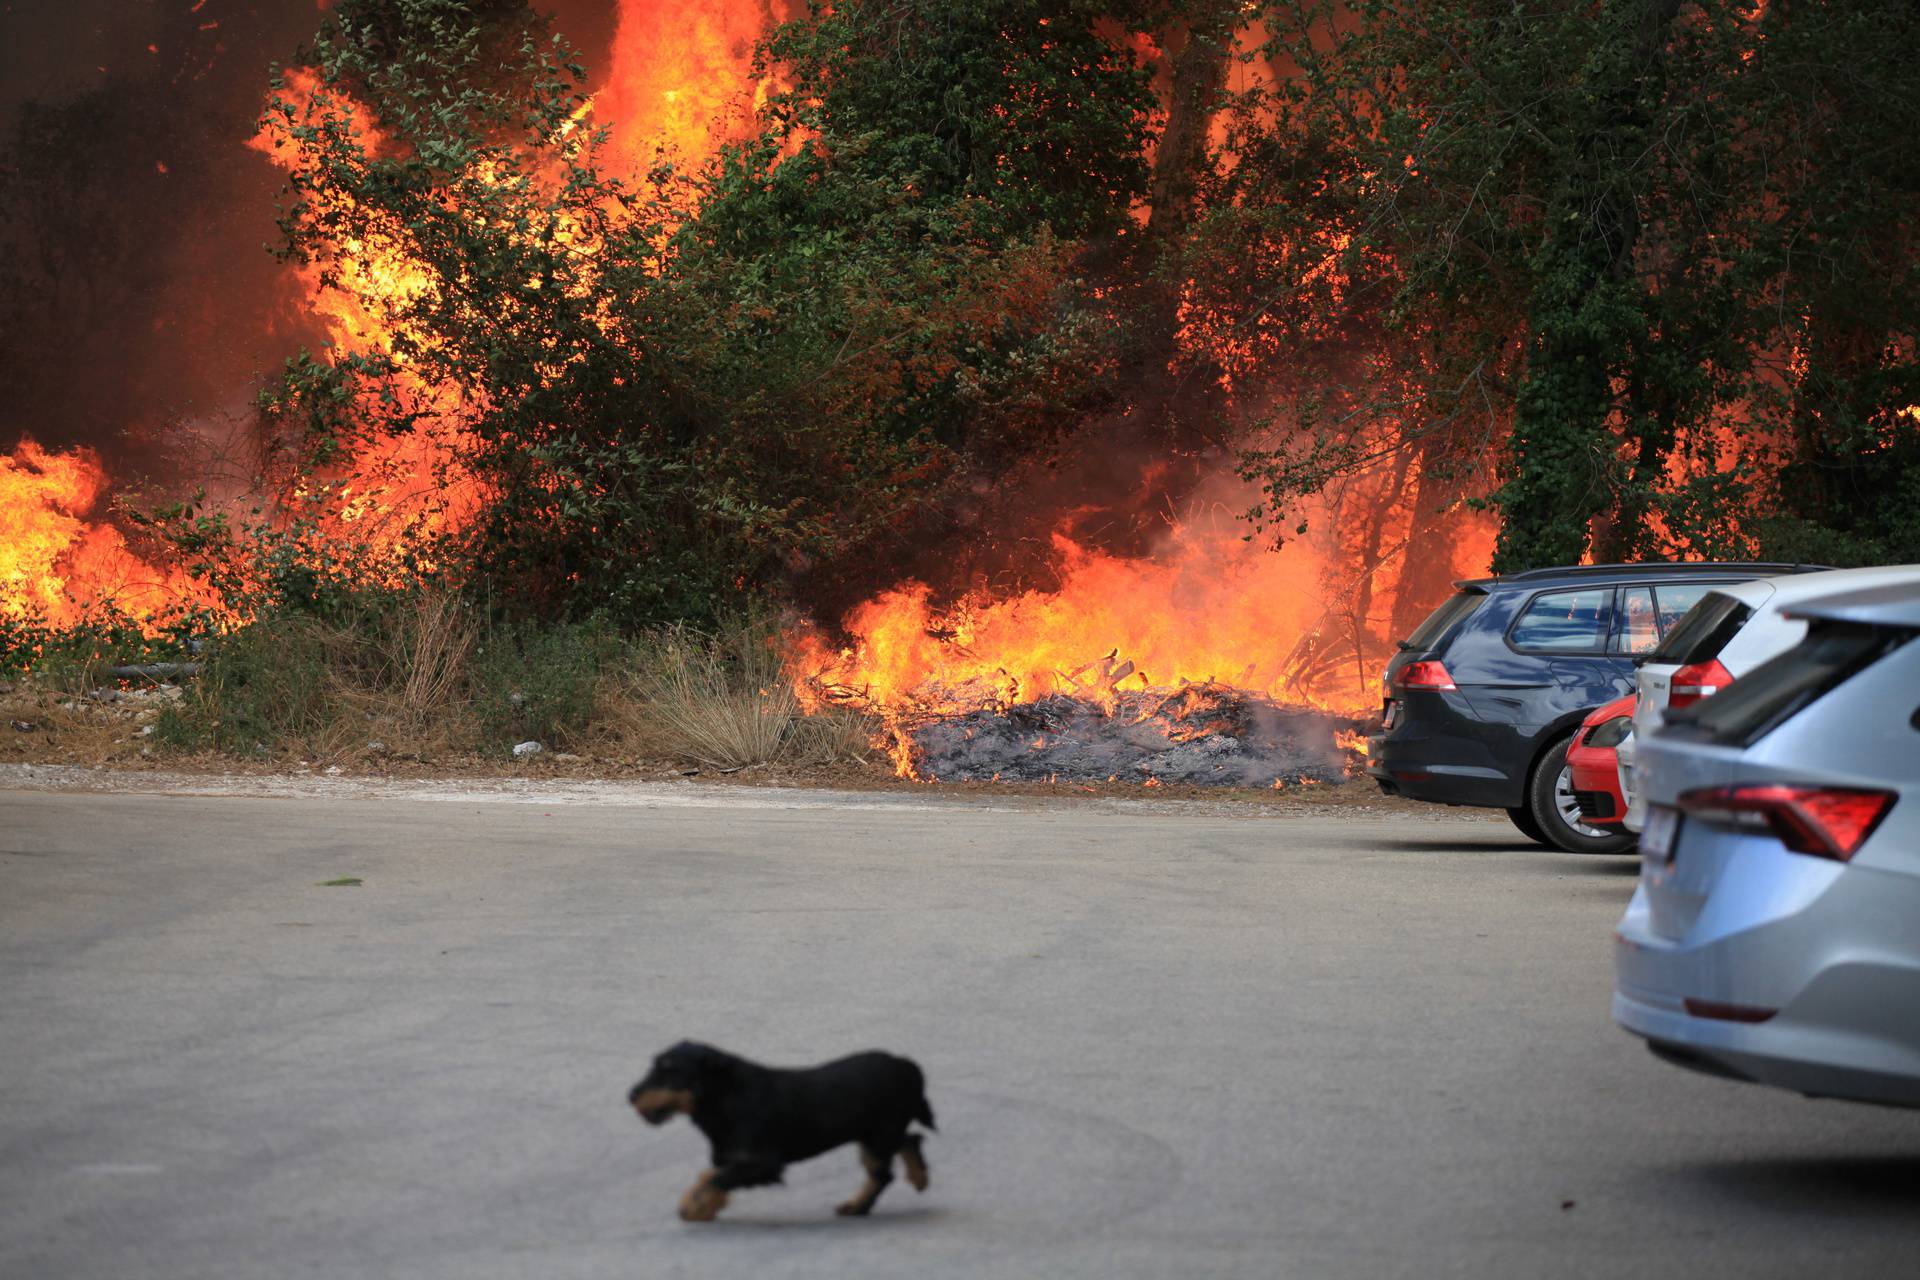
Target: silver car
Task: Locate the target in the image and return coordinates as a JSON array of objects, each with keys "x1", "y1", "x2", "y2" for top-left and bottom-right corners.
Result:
[{"x1": 1614, "y1": 582, "x2": 1920, "y2": 1107}]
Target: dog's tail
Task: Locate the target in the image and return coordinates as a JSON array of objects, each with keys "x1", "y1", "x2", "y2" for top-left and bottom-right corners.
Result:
[{"x1": 915, "y1": 1094, "x2": 937, "y2": 1132}]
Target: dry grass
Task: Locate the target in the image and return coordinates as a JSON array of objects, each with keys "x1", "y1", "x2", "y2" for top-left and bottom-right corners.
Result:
[
  {"x1": 8, "y1": 597, "x2": 878, "y2": 774},
  {"x1": 323, "y1": 591, "x2": 478, "y2": 757},
  {"x1": 612, "y1": 614, "x2": 875, "y2": 769}
]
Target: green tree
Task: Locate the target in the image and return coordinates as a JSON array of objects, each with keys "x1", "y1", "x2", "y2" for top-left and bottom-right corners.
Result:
[{"x1": 1229, "y1": 0, "x2": 1920, "y2": 571}]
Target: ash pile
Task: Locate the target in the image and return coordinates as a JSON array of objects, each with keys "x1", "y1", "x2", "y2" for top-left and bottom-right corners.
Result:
[{"x1": 908, "y1": 681, "x2": 1365, "y2": 786}]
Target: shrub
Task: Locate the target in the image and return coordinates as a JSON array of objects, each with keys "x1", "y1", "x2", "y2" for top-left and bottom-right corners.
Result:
[
  {"x1": 469, "y1": 617, "x2": 612, "y2": 753},
  {"x1": 618, "y1": 608, "x2": 873, "y2": 769}
]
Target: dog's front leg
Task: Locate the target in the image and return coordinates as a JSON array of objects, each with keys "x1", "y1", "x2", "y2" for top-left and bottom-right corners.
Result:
[
  {"x1": 678, "y1": 1159, "x2": 784, "y2": 1222},
  {"x1": 677, "y1": 1169, "x2": 728, "y2": 1222},
  {"x1": 836, "y1": 1144, "x2": 895, "y2": 1217}
]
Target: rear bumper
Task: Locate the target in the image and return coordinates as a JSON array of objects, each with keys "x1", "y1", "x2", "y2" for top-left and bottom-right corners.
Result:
[
  {"x1": 1613, "y1": 988, "x2": 1920, "y2": 1109},
  {"x1": 1367, "y1": 691, "x2": 1526, "y2": 809},
  {"x1": 1614, "y1": 856, "x2": 1920, "y2": 1108},
  {"x1": 1366, "y1": 744, "x2": 1518, "y2": 808}
]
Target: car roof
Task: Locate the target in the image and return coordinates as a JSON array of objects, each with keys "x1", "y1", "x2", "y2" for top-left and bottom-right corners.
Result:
[
  {"x1": 1759, "y1": 563, "x2": 1920, "y2": 604},
  {"x1": 1784, "y1": 581, "x2": 1920, "y2": 628},
  {"x1": 1455, "y1": 562, "x2": 1819, "y2": 591}
]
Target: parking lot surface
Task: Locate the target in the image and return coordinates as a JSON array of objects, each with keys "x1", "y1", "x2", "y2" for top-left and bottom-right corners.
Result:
[{"x1": 4, "y1": 785, "x2": 1917, "y2": 1278}]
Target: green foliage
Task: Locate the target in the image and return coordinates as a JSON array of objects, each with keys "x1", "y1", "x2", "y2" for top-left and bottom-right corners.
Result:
[
  {"x1": 0, "y1": 611, "x2": 199, "y2": 687},
  {"x1": 1230, "y1": 0, "x2": 1920, "y2": 571},
  {"x1": 468, "y1": 616, "x2": 611, "y2": 751},
  {"x1": 156, "y1": 615, "x2": 335, "y2": 753},
  {"x1": 756, "y1": 1, "x2": 1154, "y2": 244}
]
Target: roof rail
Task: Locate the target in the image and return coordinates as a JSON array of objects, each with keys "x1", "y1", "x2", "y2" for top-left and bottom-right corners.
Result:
[{"x1": 1454, "y1": 562, "x2": 1825, "y2": 588}]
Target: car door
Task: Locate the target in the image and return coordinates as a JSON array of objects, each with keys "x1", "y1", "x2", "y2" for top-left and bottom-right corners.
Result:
[{"x1": 1494, "y1": 586, "x2": 1631, "y2": 732}]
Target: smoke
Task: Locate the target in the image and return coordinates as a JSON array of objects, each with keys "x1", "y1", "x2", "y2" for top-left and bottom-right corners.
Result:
[{"x1": 0, "y1": 1, "x2": 622, "y2": 486}]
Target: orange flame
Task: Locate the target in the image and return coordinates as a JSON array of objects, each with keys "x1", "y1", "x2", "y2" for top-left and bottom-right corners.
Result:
[
  {"x1": 0, "y1": 439, "x2": 209, "y2": 629},
  {"x1": 795, "y1": 473, "x2": 1495, "y2": 778},
  {"x1": 235, "y1": 5, "x2": 784, "y2": 575},
  {"x1": 799, "y1": 496, "x2": 1352, "y2": 720},
  {"x1": 595, "y1": 1, "x2": 779, "y2": 177}
]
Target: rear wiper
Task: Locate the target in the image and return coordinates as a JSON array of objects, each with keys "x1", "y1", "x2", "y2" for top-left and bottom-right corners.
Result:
[{"x1": 1396, "y1": 639, "x2": 1416, "y2": 651}]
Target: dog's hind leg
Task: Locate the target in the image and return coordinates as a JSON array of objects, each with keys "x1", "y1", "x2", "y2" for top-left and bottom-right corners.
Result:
[
  {"x1": 899, "y1": 1133, "x2": 930, "y2": 1192},
  {"x1": 835, "y1": 1144, "x2": 895, "y2": 1217}
]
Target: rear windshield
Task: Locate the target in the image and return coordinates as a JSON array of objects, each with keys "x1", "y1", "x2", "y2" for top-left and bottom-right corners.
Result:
[
  {"x1": 1665, "y1": 622, "x2": 1911, "y2": 747},
  {"x1": 1646, "y1": 590, "x2": 1750, "y2": 665},
  {"x1": 1401, "y1": 589, "x2": 1486, "y2": 652}
]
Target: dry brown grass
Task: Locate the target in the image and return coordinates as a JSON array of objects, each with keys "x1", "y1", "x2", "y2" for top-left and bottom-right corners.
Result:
[
  {"x1": 8, "y1": 597, "x2": 880, "y2": 774},
  {"x1": 609, "y1": 614, "x2": 875, "y2": 769},
  {"x1": 322, "y1": 591, "x2": 479, "y2": 758}
]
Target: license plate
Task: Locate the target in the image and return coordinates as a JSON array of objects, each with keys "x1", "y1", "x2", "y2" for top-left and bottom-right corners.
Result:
[
  {"x1": 1382, "y1": 700, "x2": 1399, "y2": 729},
  {"x1": 1641, "y1": 805, "x2": 1680, "y2": 863}
]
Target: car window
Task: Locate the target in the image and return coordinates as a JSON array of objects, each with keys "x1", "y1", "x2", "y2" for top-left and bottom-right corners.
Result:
[
  {"x1": 1613, "y1": 586, "x2": 1660, "y2": 654},
  {"x1": 1653, "y1": 583, "x2": 1715, "y2": 634},
  {"x1": 1510, "y1": 588, "x2": 1613, "y2": 652},
  {"x1": 1402, "y1": 588, "x2": 1486, "y2": 652},
  {"x1": 1646, "y1": 590, "x2": 1751, "y2": 665}
]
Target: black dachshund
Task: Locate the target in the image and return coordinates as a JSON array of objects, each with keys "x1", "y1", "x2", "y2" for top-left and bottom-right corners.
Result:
[{"x1": 628, "y1": 1041, "x2": 936, "y2": 1221}]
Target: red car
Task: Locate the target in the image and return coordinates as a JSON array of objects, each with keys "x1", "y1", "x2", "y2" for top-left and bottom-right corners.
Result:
[{"x1": 1566, "y1": 693, "x2": 1636, "y2": 832}]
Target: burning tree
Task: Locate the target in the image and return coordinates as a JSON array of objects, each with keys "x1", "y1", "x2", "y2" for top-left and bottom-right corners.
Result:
[
  {"x1": 5, "y1": 0, "x2": 1917, "y2": 776},
  {"x1": 250, "y1": 0, "x2": 1164, "y2": 626},
  {"x1": 1218, "y1": 1, "x2": 1920, "y2": 571}
]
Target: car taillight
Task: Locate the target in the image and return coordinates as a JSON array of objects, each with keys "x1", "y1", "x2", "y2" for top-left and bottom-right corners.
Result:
[
  {"x1": 1667, "y1": 658, "x2": 1733, "y2": 709},
  {"x1": 1393, "y1": 660, "x2": 1456, "y2": 692},
  {"x1": 1677, "y1": 784, "x2": 1896, "y2": 862}
]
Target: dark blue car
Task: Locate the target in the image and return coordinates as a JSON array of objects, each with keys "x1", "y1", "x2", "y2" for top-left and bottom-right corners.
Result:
[{"x1": 1367, "y1": 562, "x2": 1816, "y2": 853}]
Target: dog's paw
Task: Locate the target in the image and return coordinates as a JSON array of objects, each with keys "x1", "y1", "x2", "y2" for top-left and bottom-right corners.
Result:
[
  {"x1": 902, "y1": 1141, "x2": 930, "y2": 1191},
  {"x1": 835, "y1": 1199, "x2": 872, "y2": 1217},
  {"x1": 678, "y1": 1178, "x2": 728, "y2": 1222}
]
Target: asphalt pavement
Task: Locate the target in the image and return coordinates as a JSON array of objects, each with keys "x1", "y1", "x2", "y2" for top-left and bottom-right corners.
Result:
[{"x1": 3, "y1": 783, "x2": 1917, "y2": 1278}]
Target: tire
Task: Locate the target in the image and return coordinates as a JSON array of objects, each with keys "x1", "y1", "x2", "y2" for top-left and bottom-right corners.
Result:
[
  {"x1": 1506, "y1": 805, "x2": 1552, "y2": 846},
  {"x1": 1528, "y1": 734, "x2": 1638, "y2": 855}
]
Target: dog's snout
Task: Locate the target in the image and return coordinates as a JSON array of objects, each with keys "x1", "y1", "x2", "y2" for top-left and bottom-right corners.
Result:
[{"x1": 630, "y1": 1086, "x2": 693, "y2": 1125}]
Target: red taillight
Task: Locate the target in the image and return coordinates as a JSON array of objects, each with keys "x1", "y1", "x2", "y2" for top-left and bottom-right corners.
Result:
[
  {"x1": 1668, "y1": 658, "x2": 1733, "y2": 709},
  {"x1": 1677, "y1": 784, "x2": 1896, "y2": 862},
  {"x1": 1394, "y1": 660, "x2": 1456, "y2": 692}
]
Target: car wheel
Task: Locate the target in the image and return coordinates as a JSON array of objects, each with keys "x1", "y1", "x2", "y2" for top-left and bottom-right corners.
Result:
[
  {"x1": 1506, "y1": 805, "x2": 1551, "y2": 846},
  {"x1": 1528, "y1": 735, "x2": 1638, "y2": 855}
]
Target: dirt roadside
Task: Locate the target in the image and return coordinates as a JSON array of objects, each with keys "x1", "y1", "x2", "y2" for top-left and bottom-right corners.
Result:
[
  {"x1": 0, "y1": 759, "x2": 1510, "y2": 820},
  {"x1": 1, "y1": 677, "x2": 1488, "y2": 818}
]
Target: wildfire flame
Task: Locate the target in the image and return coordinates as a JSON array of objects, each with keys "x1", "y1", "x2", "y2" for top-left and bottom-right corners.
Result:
[
  {"x1": 596, "y1": 0, "x2": 778, "y2": 175},
  {"x1": 6, "y1": 0, "x2": 1496, "y2": 786},
  {"x1": 3, "y1": 3, "x2": 783, "y2": 633},
  {"x1": 798, "y1": 494, "x2": 1435, "y2": 713},
  {"x1": 0, "y1": 439, "x2": 208, "y2": 629},
  {"x1": 793, "y1": 481, "x2": 1494, "y2": 778}
]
